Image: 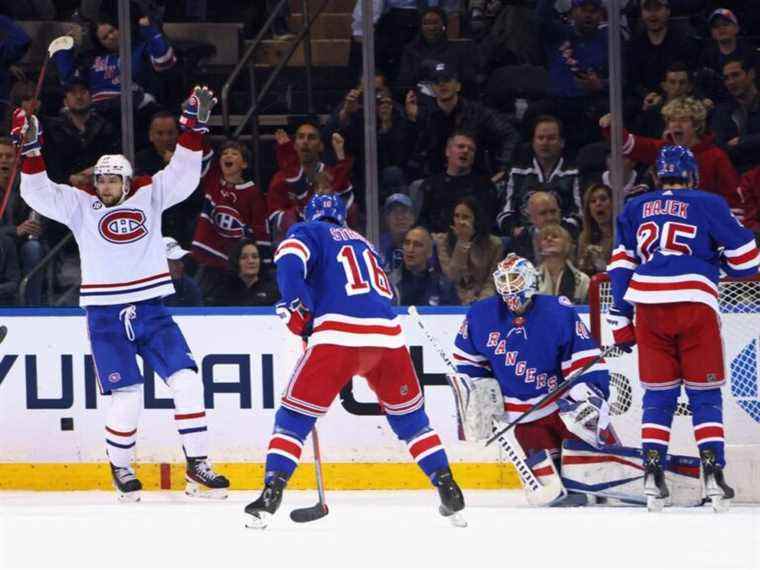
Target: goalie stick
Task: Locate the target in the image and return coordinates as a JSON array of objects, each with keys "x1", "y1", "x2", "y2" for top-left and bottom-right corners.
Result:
[
  {"x1": 408, "y1": 306, "x2": 565, "y2": 505},
  {"x1": 289, "y1": 339, "x2": 329, "y2": 523},
  {"x1": 485, "y1": 344, "x2": 618, "y2": 446}
]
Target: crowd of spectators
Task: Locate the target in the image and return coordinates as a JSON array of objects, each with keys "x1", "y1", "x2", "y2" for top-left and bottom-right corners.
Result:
[{"x1": 0, "y1": 0, "x2": 759, "y2": 308}]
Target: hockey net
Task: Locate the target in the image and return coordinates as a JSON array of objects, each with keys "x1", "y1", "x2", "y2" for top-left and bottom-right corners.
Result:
[{"x1": 588, "y1": 273, "x2": 760, "y2": 502}]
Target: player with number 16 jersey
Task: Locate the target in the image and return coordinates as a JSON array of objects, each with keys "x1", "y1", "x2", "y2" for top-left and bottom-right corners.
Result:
[{"x1": 244, "y1": 194, "x2": 465, "y2": 529}]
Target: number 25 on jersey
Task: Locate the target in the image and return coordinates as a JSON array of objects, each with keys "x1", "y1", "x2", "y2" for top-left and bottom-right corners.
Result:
[{"x1": 636, "y1": 221, "x2": 697, "y2": 262}]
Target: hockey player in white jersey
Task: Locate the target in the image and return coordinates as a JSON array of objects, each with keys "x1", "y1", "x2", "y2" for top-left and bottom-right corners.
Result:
[{"x1": 12, "y1": 86, "x2": 230, "y2": 502}]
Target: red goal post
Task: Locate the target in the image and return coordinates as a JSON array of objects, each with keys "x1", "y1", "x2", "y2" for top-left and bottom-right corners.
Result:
[{"x1": 587, "y1": 272, "x2": 760, "y2": 503}]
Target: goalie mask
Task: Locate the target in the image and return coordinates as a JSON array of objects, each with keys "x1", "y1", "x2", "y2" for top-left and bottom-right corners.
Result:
[
  {"x1": 493, "y1": 254, "x2": 538, "y2": 313},
  {"x1": 93, "y1": 154, "x2": 133, "y2": 206}
]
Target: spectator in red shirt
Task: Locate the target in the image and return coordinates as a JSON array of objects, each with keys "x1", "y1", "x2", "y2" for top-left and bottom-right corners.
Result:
[
  {"x1": 267, "y1": 122, "x2": 354, "y2": 244},
  {"x1": 191, "y1": 140, "x2": 269, "y2": 272},
  {"x1": 599, "y1": 96, "x2": 743, "y2": 218}
]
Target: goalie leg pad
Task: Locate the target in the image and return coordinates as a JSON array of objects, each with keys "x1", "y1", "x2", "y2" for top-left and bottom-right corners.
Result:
[
  {"x1": 525, "y1": 450, "x2": 568, "y2": 506},
  {"x1": 560, "y1": 440, "x2": 703, "y2": 507}
]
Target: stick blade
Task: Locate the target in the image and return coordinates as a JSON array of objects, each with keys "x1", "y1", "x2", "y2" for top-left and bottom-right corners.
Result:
[
  {"x1": 289, "y1": 503, "x2": 329, "y2": 523},
  {"x1": 0, "y1": 325, "x2": 7, "y2": 344}
]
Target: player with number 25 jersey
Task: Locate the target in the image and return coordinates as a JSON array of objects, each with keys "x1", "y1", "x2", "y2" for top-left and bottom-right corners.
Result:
[
  {"x1": 244, "y1": 194, "x2": 466, "y2": 529},
  {"x1": 607, "y1": 145, "x2": 760, "y2": 511}
]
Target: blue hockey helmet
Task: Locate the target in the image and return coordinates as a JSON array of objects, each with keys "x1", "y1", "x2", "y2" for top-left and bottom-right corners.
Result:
[
  {"x1": 655, "y1": 145, "x2": 699, "y2": 186},
  {"x1": 304, "y1": 193, "x2": 347, "y2": 225}
]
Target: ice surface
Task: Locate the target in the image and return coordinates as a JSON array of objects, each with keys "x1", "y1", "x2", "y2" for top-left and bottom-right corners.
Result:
[{"x1": 1, "y1": 490, "x2": 758, "y2": 569}]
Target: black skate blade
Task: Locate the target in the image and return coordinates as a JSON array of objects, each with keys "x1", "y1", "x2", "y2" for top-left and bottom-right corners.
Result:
[
  {"x1": 289, "y1": 502, "x2": 329, "y2": 523},
  {"x1": 0, "y1": 325, "x2": 7, "y2": 344}
]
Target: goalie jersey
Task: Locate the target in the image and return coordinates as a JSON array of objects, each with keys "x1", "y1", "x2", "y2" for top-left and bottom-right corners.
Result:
[
  {"x1": 607, "y1": 188, "x2": 760, "y2": 317},
  {"x1": 274, "y1": 220, "x2": 405, "y2": 349},
  {"x1": 454, "y1": 294, "x2": 609, "y2": 424}
]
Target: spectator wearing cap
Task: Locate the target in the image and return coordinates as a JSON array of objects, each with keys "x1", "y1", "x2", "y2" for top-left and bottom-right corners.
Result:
[
  {"x1": 624, "y1": 0, "x2": 699, "y2": 105},
  {"x1": 711, "y1": 57, "x2": 760, "y2": 173},
  {"x1": 496, "y1": 115, "x2": 581, "y2": 238},
  {"x1": 397, "y1": 7, "x2": 476, "y2": 94},
  {"x1": 390, "y1": 226, "x2": 459, "y2": 306},
  {"x1": 698, "y1": 9, "x2": 757, "y2": 104},
  {"x1": 380, "y1": 193, "x2": 416, "y2": 273},
  {"x1": 43, "y1": 74, "x2": 119, "y2": 188},
  {"x1": 599, "y1": 97, "x2": 743, "y2": 216},
  {"x1": 405, "y1": 62, "x2": 519, "y2": 178},
  {"x1": 416, "y1": 130, "x2": 499, "y2": 234},
  {"x1": 207, "y1": 239, "x2": 280, "y2": 307},
  {"x1": 163, "y1": 237, "x2": 203, "y2": 307},
  {"x1": 526, "y1": 0, "x2": 609, "y2": 153},
  {"x1": 351, "y1": 0, "x2": 461, "y2": 81},
  {"x1": 324, "y1": 72, "x2": 411, "y2": 205}
]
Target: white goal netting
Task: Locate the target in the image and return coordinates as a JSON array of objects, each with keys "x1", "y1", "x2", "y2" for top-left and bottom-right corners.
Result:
[{"x1": 588, "y1": 274, "x2": 760, "y2": 503}]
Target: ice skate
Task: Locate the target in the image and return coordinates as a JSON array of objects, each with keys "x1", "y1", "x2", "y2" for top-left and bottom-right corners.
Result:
[
  {"x1": 433, "y1": 469, "x2": 467, "y2": 528},
  {"x1": 701, "y1": 450, "x2": 734, "y2": 513},
  {"x1": 185, "y1": 457, "x2": 230, "y2": 499},
  {"x1": 244, "y1": 473, "x2": 288, "y2": 529},
  {"x1": 110, "y1": 463, "x2": 142, "y2": 503},
  {"x1": 643, "y1": 450, "x2": 669, "y2": 512}
]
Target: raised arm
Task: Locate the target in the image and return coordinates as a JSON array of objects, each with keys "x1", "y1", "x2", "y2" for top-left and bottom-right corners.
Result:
[
  {"x1": 152, "y1": 86, "x2": 216, "y2": 210},
  {"x1": 14, "y1": 110, "x2": 80, "y2": 225}
]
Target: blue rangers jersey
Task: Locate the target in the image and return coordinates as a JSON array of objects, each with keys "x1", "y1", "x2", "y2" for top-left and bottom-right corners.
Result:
[
  {"x1": 607, "y1": 189, "x2": 760, "y2": 317},
  {"x1": 454, "y1": 294, "x2": 609, "y2": 424},
  {"x1": 275, "y1": 221, "x2": 405, "y2": 348}
]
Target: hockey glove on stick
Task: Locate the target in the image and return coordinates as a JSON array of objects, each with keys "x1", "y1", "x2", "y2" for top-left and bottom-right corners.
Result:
[
  {"x1": 180, "y1": 85, "x2": 217, "y2": 133},
  {"x1": 276, "y1": 298, "x2": 313, "y2": 337},
  {"x1": 606, "y1": 308, "x2": 636, "y2": 353},
  {"x1": 11, "y1": 109, "x2": 42, "y2": 157}
]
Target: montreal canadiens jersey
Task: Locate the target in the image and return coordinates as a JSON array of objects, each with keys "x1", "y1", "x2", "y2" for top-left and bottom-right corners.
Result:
[
  {"x1": 20, "y1": 132, "x2": 203, "y2": 306},
  {"x1": 454, "y1": 294, "x2": 609, "y2": 424},
  {"x1": 607, "y1": 188, "x2": 760, "y2": 316},
  {"x1": 274, "y1": 220, "x2": 404, "y2": 348}
]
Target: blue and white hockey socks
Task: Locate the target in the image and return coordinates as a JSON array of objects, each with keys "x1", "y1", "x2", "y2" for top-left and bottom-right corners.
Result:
[
  {"x1": 686, "y1": 388, "x2": 726, "y2": 467},
  {"x1": 387, "y1": 408, "x2": 450, "y2": 484},
  {"x1": 641, "y1": 387, "x2": 679, "y2": 466},
  {"x1": 105, "y1": 384, "x2": 142, "y2": 467},
  {"x1": 265, "y1": 407, "x2": 316, "y2": 484},
  {"x1": 167, "y1": 369, "x2": 209, "y2": 459}
]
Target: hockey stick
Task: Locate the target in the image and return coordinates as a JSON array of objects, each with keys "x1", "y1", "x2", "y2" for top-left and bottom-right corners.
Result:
[
  {"x1": 408, "y1": 306, "x2": 564, "y2": 504},
  {"x1": 0, "y1": 37, "x2": 72, "y2": 220},
  {"x1": 485, "y1": 344, "x2": 618, "y2": 447},
  {"x1": 289, "y1": 426, "x2": 329, "y2": 523},
  {"x1": 289, "y1": 338, "x2": 329, "y2": 523}
]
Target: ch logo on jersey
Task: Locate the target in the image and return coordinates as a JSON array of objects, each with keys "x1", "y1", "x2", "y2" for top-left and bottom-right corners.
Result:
[
  {"x1": 212, "y1": 205, "x2": 245, "y2": 239},
  {"x1": 99, "y1": 209, "x2": 148, "y2": 244}
]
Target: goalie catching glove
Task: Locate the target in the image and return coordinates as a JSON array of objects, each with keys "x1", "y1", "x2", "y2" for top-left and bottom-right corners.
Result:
[
  {"x1": 180, "y1": 85, "x2": 217, "y2": 133},
  {"x1": 448, "y1": 374, "x2": 503, "y2": 441},
  {"x1": 557, "y1": 383, "x2": 611, "y2": 449}
]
